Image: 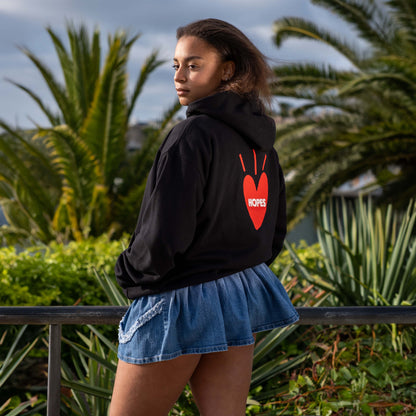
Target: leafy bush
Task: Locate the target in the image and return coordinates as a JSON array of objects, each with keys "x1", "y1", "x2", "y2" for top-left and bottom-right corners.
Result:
[
  {"x1": 0, "y1": 236, "x2": 127, "y2": 413},
  {"x1": 0, "y1": 236, "x2": 126, "y2": 306},
  {"x1": 270, "y1": 241, "x2": 323, "y2": 279},
  {"x1": 0, "y1": 233, "x2": 325, "y2": 308}
]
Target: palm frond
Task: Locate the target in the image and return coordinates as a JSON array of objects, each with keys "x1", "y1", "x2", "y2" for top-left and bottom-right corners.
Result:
[
  {"x1": 311, "y1": 0, "x2": 396, "y2": 52},
  {"x1": 127, "y1": 49, "x2": 165, "y2": 119},
  {"x1": 5, "y1": 80, "x2": 61, "y2": 125},
  {"x1": 36, "y1": 125, "x2": 104, "y2": 240},
  {"x1": 37, "y1": 125, "x2": 100, "y2": 202},
  {"x1": 372, "y1": 55, "x2": 416, "y2": 83},
  {"x1": 291, "y1": 95, "x2": 362, "y2": 117},
  {"x1": 0, "y1": 120, "x2": 60, "y2": 187},
  {"x1": 273, "y1": 16, "x2": 366, "y2": 68},
  {"x1": 387, "y1": 0, "x2": 416, "y2": 45},
  {"x1": 274, "y1": 63, "x2": 354, "y2": 83},
  {"x1": 275, "y1": 117, "x2": 317, "y2": 148},
  {"x1": 17, "y1": 46, "x2": 78, "y2": 129},
  {"x1": 339, "y1": 72, "x2": 416, "y2": 96},
  {"x1": 46, "y1": 26, "x2": 76, "y2": 114},
  {"x1": 132, "y1": 100, "x2": 181, "y2": 183},
  {"x1": 81, "y1": 33, "x2": 129, "y2": 186},
  {"x1": 68, "y1": 24, "x2": 102, "y2": 120},
  {"x1": 272, "y1": 2, "x2": 416, "y2": 226},
  {"x1": 0, "y1": 126, "x2": 58, "y2": 240}
]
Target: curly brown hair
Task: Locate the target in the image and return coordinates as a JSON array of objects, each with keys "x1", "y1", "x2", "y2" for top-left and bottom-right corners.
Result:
[{"x1": 176, "y1": 18, "x2": 272, "y2": 109}]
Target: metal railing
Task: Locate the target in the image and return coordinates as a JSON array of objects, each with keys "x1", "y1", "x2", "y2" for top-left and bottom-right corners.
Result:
[{"x1": 1, "y1": 305, "x2": 416, "y2": 416}]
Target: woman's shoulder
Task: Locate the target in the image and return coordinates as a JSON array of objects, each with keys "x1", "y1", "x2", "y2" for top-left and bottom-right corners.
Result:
[
  {"x1": 161, "y1": 114, "x2": 220, "y2": 154},
  {"x1": 174, "y1": 113, "x2": 222, "y2": 134}
]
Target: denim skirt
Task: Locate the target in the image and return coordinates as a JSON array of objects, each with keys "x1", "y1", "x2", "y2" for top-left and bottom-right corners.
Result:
[{"x1": 117, "y1": 263, "x2": 299, "y2": 364}]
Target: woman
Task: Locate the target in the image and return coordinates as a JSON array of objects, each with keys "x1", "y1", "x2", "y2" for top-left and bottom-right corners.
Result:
[{"x1": 110, "y1": 18, "x2": 298, "y2": 416}]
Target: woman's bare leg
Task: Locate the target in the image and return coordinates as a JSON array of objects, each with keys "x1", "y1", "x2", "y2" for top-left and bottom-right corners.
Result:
[
  {"x1": 189, "y1": 343, "x2": 255, "y2": 416},
  {"x1": 109, "y1": 354, "x2": 201, "y2": 416}
]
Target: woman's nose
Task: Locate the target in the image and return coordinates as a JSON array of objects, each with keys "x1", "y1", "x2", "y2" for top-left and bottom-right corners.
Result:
[{"x1": 174, "y1": 66, "x2": 186, "y2": 82}]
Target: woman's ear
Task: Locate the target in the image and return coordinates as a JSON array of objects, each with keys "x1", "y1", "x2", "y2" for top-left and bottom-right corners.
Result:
[{"x1": 222, "y1": 61, "x2": 235, "y2": 81}]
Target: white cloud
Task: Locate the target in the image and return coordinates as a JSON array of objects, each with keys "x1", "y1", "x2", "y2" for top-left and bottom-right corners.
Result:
[
  {"x1": 0, "y1": 0, "x2": 65, "y2": 21},
  {"x1": 0, "y1": 0, "x2": 26, "y2": 14}
]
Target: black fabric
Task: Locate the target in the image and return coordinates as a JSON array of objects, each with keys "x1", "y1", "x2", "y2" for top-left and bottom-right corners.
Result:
[{"x1": 115, "y1": 91, "x2": 287, "y2": 298}]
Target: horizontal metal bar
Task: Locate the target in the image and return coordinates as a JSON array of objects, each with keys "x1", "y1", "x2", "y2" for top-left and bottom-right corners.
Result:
[
  {"x1": 1, "y1": 306, "x2": 416, "y2": 326},
  {"x1": 296, "y1": 306, "x2": 416, "y2": 325},
  {"x1": 0, "y1": 306, "x2": 127, "y2": 325}
]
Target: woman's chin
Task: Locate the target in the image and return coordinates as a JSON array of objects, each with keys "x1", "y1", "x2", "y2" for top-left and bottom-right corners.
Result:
[{"x1": 178, "y1": 96, "x2": 191, "y2": 106}]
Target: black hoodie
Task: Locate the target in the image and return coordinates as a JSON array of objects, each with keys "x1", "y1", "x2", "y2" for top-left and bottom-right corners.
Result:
[{"x1": 115, "y1": 91, "x2": 286, "y2": 298}]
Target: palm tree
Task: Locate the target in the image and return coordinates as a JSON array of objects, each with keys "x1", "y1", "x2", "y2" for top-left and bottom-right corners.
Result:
[
  {"x1": 272, "y1": 0, "x2": 416, "y2": 228},
  {"x1": 0, "y1": 23, "x2": 179, "y2": 244}
]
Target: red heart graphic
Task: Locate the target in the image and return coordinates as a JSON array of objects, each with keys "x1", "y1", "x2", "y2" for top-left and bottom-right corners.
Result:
[{"x1": 243, "y1": 172, "x2": 268, "y2": 230}]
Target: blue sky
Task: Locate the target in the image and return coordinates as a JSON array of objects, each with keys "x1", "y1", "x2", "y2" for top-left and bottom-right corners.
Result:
[{"x1": 0, "y1": 0, "x2": 354, "y2": 128}]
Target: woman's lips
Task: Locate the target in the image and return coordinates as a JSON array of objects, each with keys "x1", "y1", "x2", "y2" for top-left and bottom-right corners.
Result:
[{"x1": 176, "y1": 88, "x2": 189, "y2": 96}]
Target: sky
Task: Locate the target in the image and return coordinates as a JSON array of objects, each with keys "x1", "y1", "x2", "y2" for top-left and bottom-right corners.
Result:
[{"x1": 0, "y1": 0, "x2": 355, "y2": 128}]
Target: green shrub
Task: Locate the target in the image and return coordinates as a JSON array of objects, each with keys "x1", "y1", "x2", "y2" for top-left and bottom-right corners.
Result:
[
  {"x1": 0, "y1": 236, "x2": 127, "y2": 306},
  {"x1": 0, "y1": 234, "x2": 321, "y2": 308},
  {"x1": 270, "y1": 241, "x2": 323, "y2": 278}
]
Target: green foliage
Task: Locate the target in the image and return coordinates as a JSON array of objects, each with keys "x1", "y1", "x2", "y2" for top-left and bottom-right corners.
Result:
[
  {"x1": 57, "y1": 268, "x2": 122, "y2": 414},
  {"x1": 270, "y1": 241, "x2": 323, "y2": 278},
  {"x1": 0, "y1": 236, "x2": 126, "y2": 306},
  {"x1": 0, "y1": 396, "x2": 45, "y2": 416},
  {"x1": 264, "y1": 326, "x2": 416, "y2": 415},
  {"x1": 0, "y1": 326, "x2": 39, "y2": 391},
  {"x1": 273, "y1": 0, "x2": 416, "y2": 228},
  {"x1": 94, "y1": 269, "x2": 130, "y2": 307},
  {"x1": 0, "y1": 326, "x2": 45, "y2": 415},
  {"x1": 169, "y1": 385, "x2": 199, "y2": 415},
  {"x1": 61, "y1": 326, "x2": 117, "y2": 415},
  {"x1": 270, "y1": 241, "x2": 328, "y2": 305},
  {"x1": 286, "y1": 197, "x2": 416, "y2": 352},
  {"x1": 317, "y1": 197, "x2": 416, "y2": 307},
  {"x1": 287, "y1": 197, "x2": 416, "y2": 307}
]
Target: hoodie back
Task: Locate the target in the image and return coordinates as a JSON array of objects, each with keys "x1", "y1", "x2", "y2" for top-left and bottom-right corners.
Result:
[{"x1": 115, "y1": 91, "x2": 287, "y2": 298}]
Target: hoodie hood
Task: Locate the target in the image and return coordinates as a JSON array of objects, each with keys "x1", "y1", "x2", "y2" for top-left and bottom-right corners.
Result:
[{"x1": 186, "y1": 91, "x2": 276, "y2": 151}]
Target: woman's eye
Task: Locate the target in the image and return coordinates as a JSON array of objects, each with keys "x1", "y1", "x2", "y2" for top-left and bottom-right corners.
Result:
[{"x1": 172, "y1": 63, "x2": 199, "y2": 71}]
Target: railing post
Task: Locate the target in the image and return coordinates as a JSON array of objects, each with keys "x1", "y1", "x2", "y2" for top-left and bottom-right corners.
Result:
[{"x1": 47, "y1": 324, "x2": 61, "y2": 416}]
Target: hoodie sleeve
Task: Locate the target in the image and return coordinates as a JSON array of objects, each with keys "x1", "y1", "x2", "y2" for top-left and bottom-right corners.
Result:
[
  {"x1": 115, "y1": 122, "x2": 210, "y2": 292},
  {"x1": 266, "y1": 161, "x2": 287, "y2": 265}
]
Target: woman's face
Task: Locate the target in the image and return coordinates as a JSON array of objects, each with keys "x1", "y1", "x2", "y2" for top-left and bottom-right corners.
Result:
[{"x1": 173, "y1": 36, "x2": 234, "y2": 106}]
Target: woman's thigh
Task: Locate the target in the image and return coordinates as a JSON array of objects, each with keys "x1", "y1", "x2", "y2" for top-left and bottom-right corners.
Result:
[
  {"x1": 189, "y1": 343, "x2": 255, "y2": 416},
  {"x1": 109, "y1": 354, "x2": 201, "y2": 416}
]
